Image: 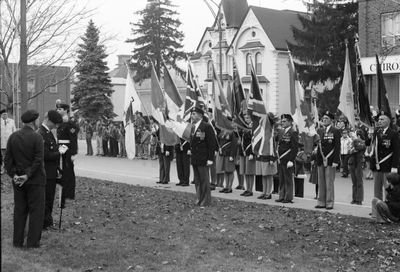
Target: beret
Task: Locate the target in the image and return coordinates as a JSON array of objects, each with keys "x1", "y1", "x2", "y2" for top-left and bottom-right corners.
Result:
[
  {"x1": 21, "y1": 109, "x2": 39, "y2": 123},
  {"x1": 281, "y1": 114, "x2": 293, "y2": 122},
  {"x1": 387, "y1": 173, "x2": 400, "y2": 186},
  {"x1": 0, "y1": 109, "x2": 6, "y2": 114},
  {"x1": 192, "y1": 106, "x2": 204, "y2": 115},
  {"x1": 322, "y1": 111, "x2": 335, "y2": 120},
  {"x1": 56, "y1": 103, "x2": 70, "y2": 111},
  {"x1": 377, "y1": 110, "x2": 391, "y2": 118},
  {"x1": 47, "y1": 110, "x2": 63, "y2": 124}
]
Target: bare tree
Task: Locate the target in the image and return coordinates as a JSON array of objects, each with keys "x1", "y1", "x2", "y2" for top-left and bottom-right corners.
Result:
[{"x1": 0, "y1": 0, "x2": 94, "y2": 114}]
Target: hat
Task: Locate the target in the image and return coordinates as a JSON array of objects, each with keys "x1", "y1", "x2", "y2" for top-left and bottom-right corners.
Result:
[
  {"x1": 21, "y1": 109, "x2": 39, "y2": 123},
  {"x1": 47, "y1": 110, "x2": 63, "y2": 124},
  {"x1": 0, "y1": 109, "x2": 6, "y2": 114},
  {"x1": 281, "y1": 114, "x2": 293, "y2": 122},
  {"x1": 322, "y1": 111, "x2": 335, "y2": 120},
  {"x1": 387, "y1": 173, "x2": 400, "y2": 186},
  {"x1": 377, "y1": 110, "x2": 391, "y2": 119},
  {"x1": 192, "y1": 107, "x2": 204, "y2": 115},
  {"x1": 56, "y1": 103, "x2": 70, "y2": 112}
]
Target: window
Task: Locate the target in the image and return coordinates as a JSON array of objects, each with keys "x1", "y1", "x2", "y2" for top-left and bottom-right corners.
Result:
[
  {"x1": 28, "y1": 79, "x2": 35, "y2": 93},
  {"x1": 246, "y1": 53, "x2": 251, "y2": 75},
  {"x1": 49, "y1": 85, "x2": 58, "y2": 93},
  {"x1": 207, "y1": 60, "x2": 213, "y2": 79},
  {"x1": 381, "y1": 12, "x2": 400, "y2": 47},
  {"x1": 255, "y1": 52, "x2": 262, "y2": 75}
]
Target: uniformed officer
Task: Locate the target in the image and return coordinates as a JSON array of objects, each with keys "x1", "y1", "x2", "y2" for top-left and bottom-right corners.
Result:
[
  {"x1": 175, "y1": 137, "x2": 191, "y2": 186},
  {"x1": 367, "y1": 111, "x2": 400, "y2": 205},
  {"x1": 315, "y1": 111, "x2": 341, "y2": 210},
  {"x1": 56, "y1": 103, "x2": 79, "y2": 207},
  {"x1": 155, "y1": 127, "x2": 174, "y2": 184},
  {"x1": 218, "y1": 128, "x2": 238, "y2": 193},
  {"x1": 190, "y1": 106, "x2": 217, "y2": 206},
  {"x1": 276, "y1": 114, "x2": 298, "y2": 203},
  {"x1": 37, "y1": 110, "x2": 65, "y2": 230},
  {"x1": 4, "y1": 110, "x2": 45, "y2": 248}
]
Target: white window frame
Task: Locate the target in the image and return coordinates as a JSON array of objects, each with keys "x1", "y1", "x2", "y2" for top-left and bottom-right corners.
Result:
[
  {"x1": 381, "y1": 11, "x2": 400, "y2": 47},
  {"x1": 48, "y1": 85, "x2": 58, "y2": 94}
]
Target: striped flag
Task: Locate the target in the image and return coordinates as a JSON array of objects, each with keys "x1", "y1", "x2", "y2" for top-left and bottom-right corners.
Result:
[
  {"x1": 183, "y1": 62, "x2": 205, "y2": 120},
  {"x1": 247, "y1": 59, "x2": 273, "y2": 156},
  {"x1": 338, "y1": 42, "x2": 355, "y2": 128},
  {"x1": 123, "y1": 66, "x2": 142, "y2": 160},
  {"x1": 163, "y1": 63, "x2": 192, "y2": 141},
  {"x1": 232, "y1": 59, "x2": 250, "y2": 129},
  {"x1": 376, "y1": 54, "x2": 392, "y2": 118},
  {"x1": 211, "y1": 61, "x2": 234, "y2": 131},
  {"x1": 150, "y1": 62, "x2": 179, "y2": 146}
]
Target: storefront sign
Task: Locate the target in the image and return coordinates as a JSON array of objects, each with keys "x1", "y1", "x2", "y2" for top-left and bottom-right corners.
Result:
[{"x1": 361, "y1": 55, "x2": 400, "y2": 75}]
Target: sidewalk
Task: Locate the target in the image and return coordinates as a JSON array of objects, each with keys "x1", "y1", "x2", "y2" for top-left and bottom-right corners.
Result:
[{"x1": 76, "y1": 141, "x2": 372, "y2": 218}]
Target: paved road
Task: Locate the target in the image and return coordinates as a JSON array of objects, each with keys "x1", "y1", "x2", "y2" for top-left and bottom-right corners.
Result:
[{"x1": 75, "y1": 140, "x2": 373, "y2": 218}]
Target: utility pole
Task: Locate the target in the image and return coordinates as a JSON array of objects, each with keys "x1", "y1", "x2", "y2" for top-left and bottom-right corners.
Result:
[
  {"x1": 20, "y1": 0, "x2": 28, "y2": 113},
  {"x1": 218, "y1": 13, "x2": 223, "y2": 86}
]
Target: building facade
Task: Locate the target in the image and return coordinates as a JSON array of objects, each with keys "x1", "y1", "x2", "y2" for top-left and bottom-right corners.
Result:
[
  {"x1": 0, "y1": 62, "x2": 70, "y2": 127},
  {"x1": 359, "y1": 0, "x2": 400, "y2": 112},
  {"x1": 190, "y1": 0, "x2": 305, "y2": 115}
]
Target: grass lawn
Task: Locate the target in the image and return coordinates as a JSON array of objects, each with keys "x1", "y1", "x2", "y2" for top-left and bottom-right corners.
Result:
[{"x1": 1, "y1": 176, "x2": 400, "y2": 272}]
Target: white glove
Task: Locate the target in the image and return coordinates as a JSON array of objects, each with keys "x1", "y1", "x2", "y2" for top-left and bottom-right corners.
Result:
[
  {"x1": 165, "y1": 151, "x2": 170, "y2": 156},
  {"x1": 332, "y1": 163, "x2": 338, "y2": 168},
  {"x1": 207, "y1": 160, "x2": 213, "y2": 166},
  {"x1": 229, "y1": 156, "x2": 234, "y2": 162},
  {"x1": 391, "y1": 168, "x2": 398, "y2": 173},
  {"x1": 287, "y1": 161, "x2": 294, "y2": 168},
  {"x1": 187, "y1": 150, "x2": 191, "y2": 156},
  {"x1": 58, "y1": 145, "x2": 68, "y2": 155},
  {"x1": 248, "y1": 154, "x2": 254, "y2": 160}
]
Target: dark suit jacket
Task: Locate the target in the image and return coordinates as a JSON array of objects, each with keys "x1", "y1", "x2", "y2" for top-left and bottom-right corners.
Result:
[
  {"x1": 190, "y1": 121, "x2": 217, "y2": 166},
  {"x1": 4, "y1": 126, "x2": 45, "y2": 185},
  {"x1": 367, "y1": 127, "x2": 400, "y2": 172},
  {"x1": 316, "y1": 125, "x2": 341, "y2": 166},
  {"x1": 37, "y1": 125, "x2": 60, "y2": 179},
  {"x1": 277, "y1": 127, "x2": 298, "y2": 163},
  {"x1": 175, "y1": 138, "x2": 190, "y2": 154},
  {"x1": 219, "y1": 131, "x2": 238, "y2": 157}
]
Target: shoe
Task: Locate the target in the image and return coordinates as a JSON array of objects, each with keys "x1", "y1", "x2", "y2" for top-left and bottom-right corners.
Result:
[
  {"x1": 275, "y1": 199, "x2": 284, "y2": 203},
  {"x1": 181, "y1": 183, "x2": 189, "y2": 187},
  {"x1": 245, "y1": 192, "x2": 253, "y2": 196},
  {"x1": 326, "y1": 207, "x2": 333, "y2": 210},
  {"x1": 257, "y1": 194, "x2": 266, "y2": 199},
  {"x1": 224, "y1": 189, "x2": 233, "y2": 193},
  {"x1": 356, "y1": 201, "x2": 362, "y2": 205},
  {"x1": 156, "y1": 181, "x2": 163, "y2": 184},
  {"x1": 282, "y1": 200, "x2": 294, "y2": 203},
  {"x1": 235, "y1": 185, "x2": 245, "y2": 190},
  {"x1": 219, "y1": 188, "x2": 227, "y2": 193},
  {"x1": 240, "y1": 191, "x2": 249, "y2": 196},
  {"x1": 161, "y1": 181, "x2": 169, "y2": 184},
  {"x1": 350, "y1": 200, "x2": 356, "y2": 204},
  {"x1": 315, "y1": 205, "x2": 326, "y2": 209},
  {"x1": 210, "y1": 186, "x2": 215, "y2": 191},
  {"x1": 43, "y1": 225, "x2": 58, "y2": 231},
  {"x1": 176, "y1": 183, "x2": 183, "y2": 186},
  {"x1": 191, "y1": 181, "x2": 195, "y2": 184}
]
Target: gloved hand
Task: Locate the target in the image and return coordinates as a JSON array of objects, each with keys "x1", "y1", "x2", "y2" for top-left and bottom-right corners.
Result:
[
  {"x1": 287, "y1": 161, "x2": 294, "y2": 168},
  {"x1": 248, "y1": 154, "x2": 254, "y2": 160},
  {"x1": 58, "y1": 144, "x2": 68, "y2": 155},
  {"x1": 332, "y1": 163, "x2": 338, "y2": 168},
  {"x1": 207, "y1": 160, "x2": 213, "y2": 166}
]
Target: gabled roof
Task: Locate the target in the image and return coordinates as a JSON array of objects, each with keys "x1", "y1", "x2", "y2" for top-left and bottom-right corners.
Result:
[
  {"x1": 221, "y1": 0, "x2": 248, "y2": 28},
  {"x1": 238, "y1": 41, "x2": 265, "y2": 50},
  {"x1": 251, "y1": 6, "x2": 307, "y2": 51}
]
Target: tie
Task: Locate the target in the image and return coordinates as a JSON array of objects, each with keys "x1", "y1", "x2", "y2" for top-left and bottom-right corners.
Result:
[{"x1": 191, "y1": 124, "x2": 196, "y2": 136}]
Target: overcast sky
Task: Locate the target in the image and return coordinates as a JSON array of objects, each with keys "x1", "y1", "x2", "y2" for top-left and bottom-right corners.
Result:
[{"x1": 87, "y1": 0, "x2": 307, "y2": 69}]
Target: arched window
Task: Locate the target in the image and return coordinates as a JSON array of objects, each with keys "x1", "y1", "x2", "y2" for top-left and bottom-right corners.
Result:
[
  {"x1": 207, "y1": 60, "x2": 213, "y2": 79},
  {"x1": 246, "y1": 53, "x2": 251, "y2": 75},
  {"x1": 255, "y1": 52, "x2": 262, "y2": 75}
]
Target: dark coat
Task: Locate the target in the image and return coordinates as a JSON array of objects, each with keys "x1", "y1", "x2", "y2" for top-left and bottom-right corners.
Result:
[
  {"x1": 4, "y1": 126, "x2": 45, "y2": 185},
  {"x1": 175, "y1": 138, "x2": 190, "y2": 153},
  {"x1": 367, "y1": 127, "x2": 400, "y2": 172},
  {"x1": 316, "y1": 125, "x2": 341, "y2": 166},
  {"x1": 37, "y1": 125, "x2": 60, "y2": 179},
  {"x1": 219, "y1": 131, "x2": 238, "y2": 157},
  {"x1": 190, "y1": 121, "x2": 217, "y2": 166},
  {"x1": 386, "y1": 184, "x2": 400, "y2": 218},
  {"x1": 277, "y1": 127, "x2": 299, "y2": 163},
  {"x1": 241, "y1": 130, "x2": 253, "y2": 156}
]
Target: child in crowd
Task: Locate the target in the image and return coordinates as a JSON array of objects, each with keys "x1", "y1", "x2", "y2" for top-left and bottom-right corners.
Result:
[
  {"x1": 371, "y1": 173, "x2": 400, "y2": 223},
  {"x1": 340, "y1": 130, "x2": 353, "y2": 178}
]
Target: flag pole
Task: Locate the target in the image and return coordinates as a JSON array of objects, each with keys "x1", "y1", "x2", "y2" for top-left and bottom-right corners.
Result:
[{"x1": 124, "y1": 62, "x2": 150, "y2": 118}]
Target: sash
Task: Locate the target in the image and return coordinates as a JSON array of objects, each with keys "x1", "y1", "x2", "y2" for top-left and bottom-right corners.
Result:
[
  {"x1": 318, "y1": 141, "x2": 334, "y2": 167},
  {"x1": 277, "y1": 149, "x2": 291, "y2": 164}
]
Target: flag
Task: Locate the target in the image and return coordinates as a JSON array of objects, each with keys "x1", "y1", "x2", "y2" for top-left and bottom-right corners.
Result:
[
  {"x1": 211, "y1": 61, "x2": 234, "y2": 131},
  {"x1": 355, "y1": 39, "x2": 373, "y2": 127},
  {"x1": 288, "y1": 53, "x2": 317, "y2": 136},
  {"x1": 376, "y1": 54, "x2": 392, "y2": 118},
  {"x1": 150, "y1": 62, "x2": 179, "y2": 146},
  {"x1": 162, "y1": 62, "x2": 193, "y2": 141},
  {"x1": 247, "y1": 59, "x2": 273, "y2": 156},
  {"x1": 183, "y1": 62, "x2": 205, "y2": 120},
  {"x1": 338, "y1": 43, "x2": 355, "y2": 128},
  {"x1": 123, "y1": 66, "x2": 141, "y2": 160},
  {"x1": 232, "y1": 59, "x2": 250, "y2": 129}
]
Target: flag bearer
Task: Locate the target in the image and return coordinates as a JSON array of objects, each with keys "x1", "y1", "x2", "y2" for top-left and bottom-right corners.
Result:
[{"x1": 218, "y1": 126, "x2": 238, "y2": 193}]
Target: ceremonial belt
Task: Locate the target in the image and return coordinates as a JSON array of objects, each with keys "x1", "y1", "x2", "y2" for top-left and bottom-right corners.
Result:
[
  {"x1": 376, "y1": 152, "x2": 393, "y2": 170},
  {"x1": 319, "y1": 141, "x2": 334, "y2": 167},
  {"x1": 277, "y1": 149, "x2": 291, "y2": 163},
  {"x1": 58, "y1": 140, "x2": 70, "y2": 144},
  {"x1": 180, "y1": 141, "x2": 188, "y2": 151},
  {"x1": 244, "y1": 144, "x2": 252, "y2": 152},
  {"x1": 220, "y1": 141, "x2": 231, "y2": 150}
]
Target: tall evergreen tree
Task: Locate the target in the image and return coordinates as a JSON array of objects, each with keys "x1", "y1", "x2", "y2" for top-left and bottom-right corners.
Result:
[
  {"x1": 127, "y1": 0, "x2": 185, "y2": 82},
  {"x1": 288, "y1": 1, "x2": 358, "y2": 114},
  {"x1": 72, "y1": 20, "x2": 114, "y2": 121}
]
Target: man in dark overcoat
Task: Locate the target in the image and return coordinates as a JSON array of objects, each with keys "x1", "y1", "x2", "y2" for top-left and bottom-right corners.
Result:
[
  {"x1": 190, "y1": 107, "x2": 217, "y2": 206},
  {"x1": 4, "y1": 110, "x2": 45, "y2": 248},
  {"x1": 175, "y1": 137, "x2": 191, "y2": 186}
]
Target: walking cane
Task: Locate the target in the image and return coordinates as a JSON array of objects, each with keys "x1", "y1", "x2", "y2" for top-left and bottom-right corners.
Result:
[{"x1": 58, "y1": 153, "x2": 64, "y2": 229}]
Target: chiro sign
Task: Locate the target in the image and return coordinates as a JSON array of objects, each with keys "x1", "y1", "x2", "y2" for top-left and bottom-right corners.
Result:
[{"x1": 361, "y1": 55, "x2": 400, "y2": 75}]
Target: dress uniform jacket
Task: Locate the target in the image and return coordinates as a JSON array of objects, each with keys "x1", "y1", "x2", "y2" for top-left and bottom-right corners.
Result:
[
  {"x1": 367, "y1": 127, "x2": 400, "y2": 172},
  {"x1": 191, "y1": 121, "x2": 217, "y2": 166},
  {"x1": 57, "y1": 120, "x2": 79, "y2": 201},
  {"x1": 242, "y1": 130, "x2": 253, "y2": 156},
  {"x1": 316, "y1": 126, "x2": 341, "y2": 166},
  {"x1": 277, "y1": 128, "x2": 298, "y2": 164},
  {"x1": 37, "y1": 125, "x2": 59, "y2": 179},
  {"x1": 219, "y1": 132, "x2": 238, "y2": 157}
]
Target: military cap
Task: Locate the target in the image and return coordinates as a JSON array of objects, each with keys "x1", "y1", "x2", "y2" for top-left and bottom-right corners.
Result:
[
  {"x1": 387, "y1": 173, "x2": 400, "y2": 186},
  {"x1": 377, "y1": 110, "x2": 391, "y2": 119},
  {"x1": 21, "y1": 109, "x2": 39, "y2": 123},
  {"x1": 322, "y1": 111, "x2": 335, "y2": 120},
  {"x1": 192, "y1": 106, "x2": 204, "y2": 115},
  {"x1": 56, "y1": 103, "x2": 70, "y2": 112},
  {"x1": 281, "y1": 114, "x2": 293, "y2": 122},
  {"x1": 0, "y1": 109, "x2": 6, "y2": 114},
  {"x1": 47, "y1": 109, "x2": 63, "y2": 124}
]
